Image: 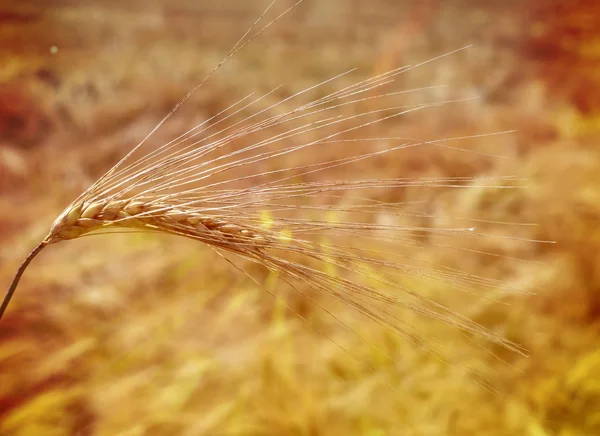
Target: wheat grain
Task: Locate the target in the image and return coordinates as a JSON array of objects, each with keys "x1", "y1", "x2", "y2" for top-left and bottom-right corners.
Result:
[{"x1": 1, "y1": 0, "x2": 547, "y2": 387}]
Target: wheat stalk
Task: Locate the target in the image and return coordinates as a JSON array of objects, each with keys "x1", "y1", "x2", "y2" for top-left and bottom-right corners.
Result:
[{"x1": 2, "y1": 0, "x2": 543, "y2": 386}]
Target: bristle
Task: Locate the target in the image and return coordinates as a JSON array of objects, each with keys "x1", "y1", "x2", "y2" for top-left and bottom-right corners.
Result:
[{"x1": 1, "y1": 0, "x2": 540, "y2": 384}]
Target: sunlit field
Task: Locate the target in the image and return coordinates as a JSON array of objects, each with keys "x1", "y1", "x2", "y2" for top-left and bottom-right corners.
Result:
[{"x1": 1, "y1": 1, "x2": 599, "y2": 435}]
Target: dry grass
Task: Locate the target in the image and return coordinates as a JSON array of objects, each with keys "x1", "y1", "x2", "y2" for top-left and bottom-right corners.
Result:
[{"x1": 1, "y1": 1, "x2": 599, "y2": 435}]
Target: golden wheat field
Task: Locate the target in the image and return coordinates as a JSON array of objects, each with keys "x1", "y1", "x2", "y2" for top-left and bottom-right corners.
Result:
[{"x1": 1, "y1": 0, "x2": 599, "y2": 435}]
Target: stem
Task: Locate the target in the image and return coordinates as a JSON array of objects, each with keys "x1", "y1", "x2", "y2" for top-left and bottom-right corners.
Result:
[{"x1": 0, "y1": 241, "x2": 47, "y2": 320}]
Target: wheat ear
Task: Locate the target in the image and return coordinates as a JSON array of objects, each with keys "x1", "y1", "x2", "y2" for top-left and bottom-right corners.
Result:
[{"x1": 2, "y1": 1, "x2": 547, "y2": 386}]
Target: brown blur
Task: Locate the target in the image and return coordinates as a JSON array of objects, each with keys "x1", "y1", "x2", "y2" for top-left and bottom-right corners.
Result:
[{"x1": 1, "y1": 0, "x2": 599, "y2": 435}]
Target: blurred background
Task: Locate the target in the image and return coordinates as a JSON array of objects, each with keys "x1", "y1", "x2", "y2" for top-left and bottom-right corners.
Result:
[{"x1": 1, "y1": 0, "x2": 599, "y2": 435}]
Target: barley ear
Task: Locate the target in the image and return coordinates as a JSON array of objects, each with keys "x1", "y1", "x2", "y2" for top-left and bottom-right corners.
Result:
[{"x1": 0, "y1": 241, "x2": 47, "y2": 320}]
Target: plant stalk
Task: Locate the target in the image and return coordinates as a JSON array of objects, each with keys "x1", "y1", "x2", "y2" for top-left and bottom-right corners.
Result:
[{"x1": 0, "y1": 241, "x2": 47, "y2": 320}]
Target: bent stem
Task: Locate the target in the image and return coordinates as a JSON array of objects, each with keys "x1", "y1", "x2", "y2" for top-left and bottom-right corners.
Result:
[{"x1": 0, "y1": 241, "x2": 48, "y2": 320}]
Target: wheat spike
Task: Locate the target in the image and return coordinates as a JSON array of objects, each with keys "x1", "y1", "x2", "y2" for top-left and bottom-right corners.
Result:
[{"x1": 2, "y1": 1, "x2": 547, "y2": 386}]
